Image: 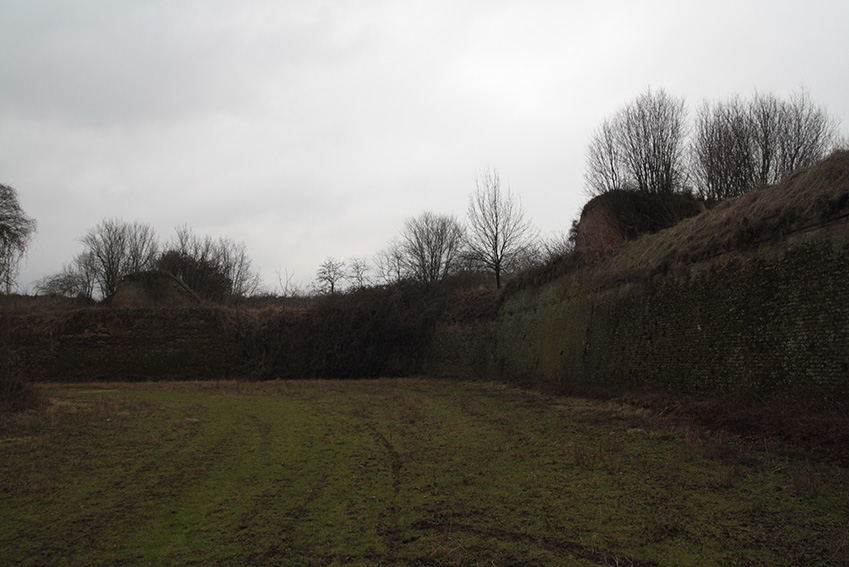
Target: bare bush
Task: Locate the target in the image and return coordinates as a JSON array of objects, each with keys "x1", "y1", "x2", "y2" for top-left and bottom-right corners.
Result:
[
  {"x1": 541, "y1": 223, "x2": 578, "y2": 260},
  {"x1": 81, "y1": 218, "x2": 159, "y2": 298}
]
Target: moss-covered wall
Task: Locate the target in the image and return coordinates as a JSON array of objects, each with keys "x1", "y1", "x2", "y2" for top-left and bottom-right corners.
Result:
[
  {"x1": 9, "y1": 221, "x2": 849, "y2": 397},
  {"x1": 425, "y1": 321, "x2": 496, "y2": 379},
  {"x1": 483, "y1": 221, "x2": 849, "y2": 398},
  {"x1": 6, "y1": 308, "x2": 244, "y2": 381}
]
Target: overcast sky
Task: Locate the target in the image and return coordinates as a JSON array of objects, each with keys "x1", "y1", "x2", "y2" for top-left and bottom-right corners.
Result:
[{"x1": 2, "y1": 0, "x2": 848, "y2": 293}]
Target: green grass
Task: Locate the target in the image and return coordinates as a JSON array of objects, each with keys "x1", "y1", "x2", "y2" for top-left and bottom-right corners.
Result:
[{"x1": 1, "y1": 379, "x2": 847, "y2": 566}]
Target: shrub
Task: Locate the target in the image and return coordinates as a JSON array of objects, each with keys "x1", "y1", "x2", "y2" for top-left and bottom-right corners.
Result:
[{"x1": 0, "y1": 323, "x2": 41, "y2": 411}]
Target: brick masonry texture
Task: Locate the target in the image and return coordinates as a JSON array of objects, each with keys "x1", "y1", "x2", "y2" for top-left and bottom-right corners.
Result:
[
  {"x1": 8, "y1": 221, "x2": 849, "y2": 399},
  {"x1": 452, "y1": 220, "x2": 849, "y2": 398}
]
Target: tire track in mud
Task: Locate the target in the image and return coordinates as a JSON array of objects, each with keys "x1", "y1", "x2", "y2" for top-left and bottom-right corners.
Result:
[
  {"x1": 52, "y1": 409, "x2": 240, "y2": 560},
  {"x1": 364, "y1": 422, "x2": 403, "y2": 491},
  {"x1": 411, "y1": 519, "x2": 658, "y2": 566},
  {"x1": 215, "y1": 409, "x2": 331, "y2": 560},
  {"x1": 363, "y1": 421, "x2": 406, "y2": 558},
  {"x1": 414, "y1": 391, "x2": 657, "y2": 566}
]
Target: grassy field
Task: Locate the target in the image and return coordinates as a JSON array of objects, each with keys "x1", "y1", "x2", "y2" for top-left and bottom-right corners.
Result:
[{"x1": 1, "y1": 379, "x2": 847, "y2": 566}]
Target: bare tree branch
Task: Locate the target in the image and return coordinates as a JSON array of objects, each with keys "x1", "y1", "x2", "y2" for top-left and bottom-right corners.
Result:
[
  {"x1": 374, "y1": 240, "x2": 408, "y2": 285},
  {"x1": 347, "y1": 257, "x2": 370, "y2": 291}
]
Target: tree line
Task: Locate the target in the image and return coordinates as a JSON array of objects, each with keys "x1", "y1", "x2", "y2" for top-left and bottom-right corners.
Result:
[
  {"x1": 1, "y1": 87, "x2": 844, "y2": 299},
  {"x1": 585, "y1": 87, "x2": 843, "y2": 201},
  {"x1": 36, "y1": 220, "x2": 261, "y2": 302},
  {"x1": 314, "y1": 88, "x2": 843, "y2": 295},
  {"x1": 312, "y1": 167, "x2": 549, "y2": 294}
]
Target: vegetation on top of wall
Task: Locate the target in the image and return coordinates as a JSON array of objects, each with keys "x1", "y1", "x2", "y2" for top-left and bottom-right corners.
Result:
[
  {"x1": 108, "y1": 271, "x2": 201, "y2": 308},
  {"x1": 0, "y1": 293, "x2": 95, "y2": 314},
  {"x1": 3, "y1": 272, "x2": 500, "y2": 383},
  {"x1": 504, "y1": 150, "x2": 849, "y2": 297},
  {"x1": 230, "y1": 275, "x2": 500, "y2": 379},
  {"x1": 574, "y1": 189, "x2": 705, "y2": 249}
]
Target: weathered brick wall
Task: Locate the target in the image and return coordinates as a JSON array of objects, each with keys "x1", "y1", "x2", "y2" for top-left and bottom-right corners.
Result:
[
  {"x1": 425, "y1": 321, "x2": 496, "y2": 379},
  {"x1": 485, "y1": 221, "x2": 849, "y2": 398},
  {"x1": 9, "y1": 220, "x2": 849, "y2": 396},
  {"x1": 7, "y1": 308, "x2": 245, "y2": 381}
]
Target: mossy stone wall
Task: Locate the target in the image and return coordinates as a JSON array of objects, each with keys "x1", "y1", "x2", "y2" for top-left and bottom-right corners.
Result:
[
  {"x1": 9, "y1": 221, "x2": 849, "y2": 396},
  {"x1": 8, "y1": 308, "x2": 244, "y2": 381},
  {"x1": 483, "y1": 222, "x2": 849, "y2": 397}
]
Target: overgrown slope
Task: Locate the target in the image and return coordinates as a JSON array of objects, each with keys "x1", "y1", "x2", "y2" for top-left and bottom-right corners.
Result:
[{"x1": 506, "y1": 150, "x2": 849, "y2": 296}]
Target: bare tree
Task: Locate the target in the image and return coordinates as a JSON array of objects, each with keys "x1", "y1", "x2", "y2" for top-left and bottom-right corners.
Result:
[
  {"x1": 400, "y1": 211, "x2": 465, "y2": 283},
  {"x1": 691, "y1": 88, "x2": 841, "y2": 200},
  {"x1": 275, "y1": 267, "x2": 304, "y2": 297},
  {"x1": 315, "y1": 257, "x2": 346, "y2": 294},
  {"x1": 158, "y1": 226, "x2": 261, "y2": 301},
  {"x1": 216, "y1": 236, "x2": 261, "y2": 297},
  {"x1": 620, "y1": 88, "x2": 688, "y2": 194},
  {"x1": 80, "y1": 218, "x2": 159, "y2": 298},
  {"x1": 584, "y1": 118, "x2": 627, "y2": 195},
  {"x1": 466, "y1": 168, "x2": 537, "y2": 288},
  {"x1": 690, "y1": 96, "x2": 755, "y2": 201},
  {"x1": 0, "y1": 184, "x2": 37, "y2": 293},
  {"x1": 777, "y1": 88, "x2": 840, "y2": 177},
  {"x1": 585, "y1": 88, "x2": 688, "y2": 196},
  {"x1": 347, "y1": 257, "x2": 370, "y2": 290},
  {"x1": 374, "y1": 240, "x2": 408, "y2": 285},
  {"x1": 748, "y1": 91, "x2": 784, "y2": 186},
  {"x1": 36, "y1": 252, "x2": 97, "y2": 299}
]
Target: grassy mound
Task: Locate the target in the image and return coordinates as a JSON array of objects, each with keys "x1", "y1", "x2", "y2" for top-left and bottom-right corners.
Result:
[{"x1": 506, "y1": 150, "x2": 849, "y2": 296}]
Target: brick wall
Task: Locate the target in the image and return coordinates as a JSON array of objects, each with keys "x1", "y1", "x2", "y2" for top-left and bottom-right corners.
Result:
[
  {"x1": 483, "y1": 221, "x2": 849, "y2": 398},
  {"x1": 6, "y1": 308, "x2": 245, "y2": 381},
  {"x1": 10, "y1": 220, "x2": 849, "y2": 397}
]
